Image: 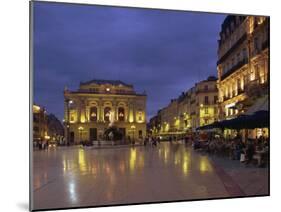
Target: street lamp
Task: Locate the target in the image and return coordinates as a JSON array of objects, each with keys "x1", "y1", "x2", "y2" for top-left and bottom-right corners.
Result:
[{"x1": 65, "y1": 99, "x2": 73, "y2": 146}]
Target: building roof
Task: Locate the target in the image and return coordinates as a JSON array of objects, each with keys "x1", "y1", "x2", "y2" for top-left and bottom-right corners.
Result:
[
  {"x1": 221, "y1": 15, "x2": 246, "y2": 34},
  {"x1": 206, "y1": 76, "x2": 217, "y2": 81},
  {"x1": 196, "y1": 76, "x2": 217, "y2": 84},
  {"x1": 80, "y1": 79, "x2": 133, "y2": 87}
]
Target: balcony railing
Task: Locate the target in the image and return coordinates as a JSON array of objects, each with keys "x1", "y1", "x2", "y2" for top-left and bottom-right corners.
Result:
[
  {"x1": 217, "y1": 33, "x2": 247, "y2": 65},
  {"x1": 221, "y1": 58, "x2": 248, "y2": 81},
  {"x1": 244, "y1": 79, "x2": 268, "y2": 97}
]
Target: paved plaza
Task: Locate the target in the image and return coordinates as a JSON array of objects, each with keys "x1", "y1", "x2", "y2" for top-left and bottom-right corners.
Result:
[{"x1": 32, "y1": 143, "x2": 268, "y2": 210}]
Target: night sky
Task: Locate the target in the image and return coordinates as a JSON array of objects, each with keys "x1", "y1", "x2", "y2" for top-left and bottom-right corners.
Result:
[{"x1": 33, "y1": 1, "x2": 226, "y2": 121}]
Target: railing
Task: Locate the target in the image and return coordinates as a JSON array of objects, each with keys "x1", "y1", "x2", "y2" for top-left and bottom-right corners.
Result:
[
  {"x1": 221, "y1": 58, "x2": 248, "y2": 81},
  {"x1": 201, "y1": 101, "x2": 218, "y2": 106},
  {"x1": 217, "y1": 33, "x2": 247, "y2": 65},
  {"x1": 243, "y1": 79, "x2": 268, "y2": 99}
]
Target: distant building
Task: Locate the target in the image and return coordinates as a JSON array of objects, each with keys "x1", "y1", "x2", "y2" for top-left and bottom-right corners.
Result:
[
  {"x1": 190, "y1": 76, "x2": 218, "y2": 130},
  {"x1": 148, "y1": 76, "x2": 218, "y2": 135},
  {"x1": 33, "y1": 104, "x2": 47, "y2": 143},
  {"x1": 33, "y1": 104, "x2": 64, "y2": 145},
  {"x1": 64, "y1": 79, "x2": 147, "y2": 144},
  {"x1": 47, "y1": 114, "x2": 64, "y2": 142},
  {"x1": 217, "y1": 15, "x2": 269, "y2": 120}
]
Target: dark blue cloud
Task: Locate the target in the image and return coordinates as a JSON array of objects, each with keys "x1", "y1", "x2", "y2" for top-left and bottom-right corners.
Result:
[{"x1": 33, "y1": 2, "x2": 225, "y2": 120}]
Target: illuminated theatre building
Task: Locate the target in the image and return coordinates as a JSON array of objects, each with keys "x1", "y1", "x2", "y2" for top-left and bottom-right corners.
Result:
[
  {"x1": 64, "y1": 80, "x2": 147, "y2": 144},
  {"x1": 217, "y1": 16, "x2": 269, "y2": 137}
]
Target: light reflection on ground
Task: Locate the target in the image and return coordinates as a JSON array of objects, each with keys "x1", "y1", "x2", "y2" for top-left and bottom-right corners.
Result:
[{"x1": 32, "y1": 142, "x2": 268, "y2": 210}]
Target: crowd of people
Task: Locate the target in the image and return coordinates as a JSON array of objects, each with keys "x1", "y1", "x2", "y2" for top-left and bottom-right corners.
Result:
[{"x1": 193, "y1": 135, "x2": 269, "y2": 167}]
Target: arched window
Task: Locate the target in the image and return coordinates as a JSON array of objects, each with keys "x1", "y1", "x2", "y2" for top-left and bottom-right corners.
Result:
[
  {"x1": 104, "y1": 107, "x2": 111, "y2": 122},
  {"x1": 90, "y1": 107, "x2": 97, "y2": 122},
  {"x1": 118, "y1": 107, "x2": 125, "y2": 121},
  {"x1": 138, "y1": 111, "x2": 143, "y2": 121}
]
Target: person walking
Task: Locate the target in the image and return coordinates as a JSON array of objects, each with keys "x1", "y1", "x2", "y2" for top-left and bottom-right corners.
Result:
[{"x1": 144, "y1": 136, "x2": 148, "y2": 146}]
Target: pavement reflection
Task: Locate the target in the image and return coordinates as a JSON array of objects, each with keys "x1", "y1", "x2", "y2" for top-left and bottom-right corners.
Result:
[{"x1": 33, "y1": 143, "x2": 226, "y2": 210}]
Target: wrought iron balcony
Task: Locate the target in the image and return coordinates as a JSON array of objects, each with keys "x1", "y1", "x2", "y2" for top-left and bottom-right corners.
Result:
[
  {"x1": 221, "y1": 58, "x2": 248, "y2": 81},
  {"x1": 217, "y1": 33, "x2": 247, "y2": 65}
]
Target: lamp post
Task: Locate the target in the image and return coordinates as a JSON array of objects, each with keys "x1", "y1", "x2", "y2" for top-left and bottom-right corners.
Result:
[{"x1": 65, "y1": 99, "x2": 73, "y2": 146}]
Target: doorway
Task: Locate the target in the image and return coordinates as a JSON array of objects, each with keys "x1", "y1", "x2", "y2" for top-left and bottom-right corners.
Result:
[{"x1": 89, "y1": 128, "x2": 97, "y2": 141}]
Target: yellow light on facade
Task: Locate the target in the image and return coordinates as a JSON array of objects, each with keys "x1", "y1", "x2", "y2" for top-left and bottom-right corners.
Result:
[
  {"x1": 80, "y1": 113, "x2": 86, "y2": 123},
  {"x1": 44, "y1": 135, "x2": 50, "y2": 140},
  {"x1": 200, "y1": 104, "x2": 204, "y2": 107},
  {"x1": 131, "y1": 125, "x2": 136, "y2": 130},
  {"x1": 129, "y1": 111, "x2": 134, "y2": 123},
  {"x1": 33, "y1": 105, "x2": 41, "y2": 112}
]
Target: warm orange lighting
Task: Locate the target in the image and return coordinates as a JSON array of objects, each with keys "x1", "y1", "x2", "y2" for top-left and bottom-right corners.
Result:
[
  {"x1": 131, "y1": 125, "x2": 136, "y2": 130},
  {"x1": 44, "y1": 135, "x2": 50, "y2": 140}
]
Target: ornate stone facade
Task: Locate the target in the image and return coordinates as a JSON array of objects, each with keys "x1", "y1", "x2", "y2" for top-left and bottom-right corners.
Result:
[
  {"x1": 149, "y1": 76, "x2": 218, "y2": 135},
  {"x1": 64, "y1": 80, "x2": 147, "y2": 144},
  {"x1": 217, "y1": 16, "x2": 269, "y2": 120}
]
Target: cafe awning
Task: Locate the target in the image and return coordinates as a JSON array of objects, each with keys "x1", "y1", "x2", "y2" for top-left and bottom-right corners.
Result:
[{"x1": 197, "y1": 110, "x2": 269, "y2": 131}]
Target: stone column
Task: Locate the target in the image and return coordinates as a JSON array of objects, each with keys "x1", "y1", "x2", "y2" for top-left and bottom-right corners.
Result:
[
  {"x1": 113, "y1": 100, "x2": 118, "y2": 121},
  {"x1": 76, "y1": 99, "x2": 81, "y2": 123},
  {"x1": 85, "y1": 100, "x2": 89, "y2": 122},
  {"x1": 264, "y1": 57, "x2": 268, "y2": 83},
  {"x1": 98, "y1": 99, "x2": 103, "y2": 122},
  {"x1": 132, "y1": 100, "x2": 135, "y2": 123}
]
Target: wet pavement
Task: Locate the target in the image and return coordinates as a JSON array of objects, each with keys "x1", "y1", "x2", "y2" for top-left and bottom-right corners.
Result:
[{"x1": 32, "y1": 142, "x2": 268, "y2": 210}]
